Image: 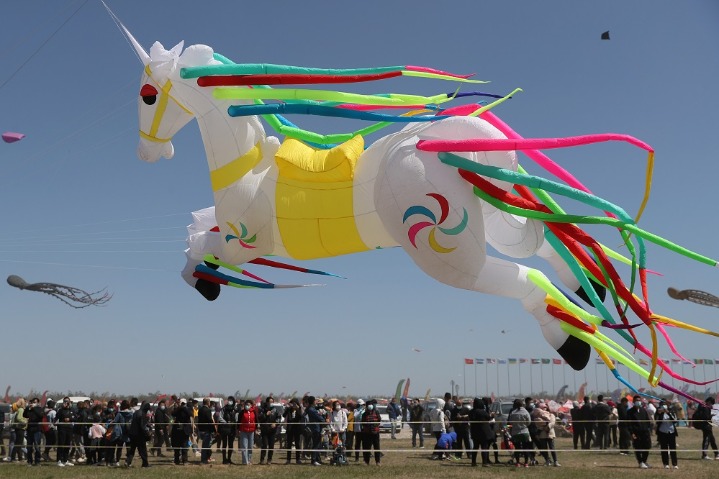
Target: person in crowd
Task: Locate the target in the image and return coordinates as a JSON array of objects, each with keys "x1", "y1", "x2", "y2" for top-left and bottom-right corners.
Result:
[
  {"x1": 579, "y1": 396, "x2": 594, "y2": 449},
  {"x1": 508, "y1": 398, "x2": 532, "y2": 468},
  {"x1": 361, "y1": 398, "x2": 382, "y2": 466},
  {"x1": 468, "y1": 397, "x2": 493, "y2": 467},
  {"x1": 238, "y1": 399, "x2": 257, "y2": 465},
  {"x1": 152, "y1": 399, "x2": 170, "y2": 457},
  {"x1": 434, "y1": 431, "x2": 457, "y2": 460},
  {"x1": 593, "y1": 394, "x2": 612, "y2": 450},
  {"x1": 305, "y1": 396, "x2": 326, "y2": 466},
  {"x1": 0, "y1": 402, "x2": 4, "y2": 458},
  {"x1": 617, "y1": 396, "x2": 631, "y2": 455},
  {"x1": 627, "y1": 395, "x2": 652, "y2": 469},
  {"x1": 569, "y1": 400, "x2": 582, "y2": 450},
  {"x1": 259, "y1": 396, "x2": 280, "y2": 465},
  {"x1": 345, "y1": 402, "x2": 357, "y2": 458},
  {"x1": 533, "y1": 401, "x2": 560, "y2": 467},
  {"x1": 70, "y1": 400, "x2": 88, "y2": 463},
  {"x1": 101, "y1": 399, "x2": 117, "y2": 466},
  {"x1": 23, "y1": 397, "x2": 44, "y2": 466},
  {"x1": 330, "y1": 400, "x2": 348, "y2": 445},
  {"x1": 219, "y1": 396, "x2": 237, "y2": 464},
  {"x1": 352, "y1": 398, "x2": 366, "y2": 462},
  {"x1": 654, "y1": 401, "x2": 679, "y2": 469},
  {"x1": 387, "y1": 397, "x2": 402, "y2": 440},
  {"x1": 196, "y1": 397, "x2": 217, "y2": 464},
  {"x1": 171, "y1": 398, "x2": 192, "y2": 466},
  {"x1": 8, "y1": 398, "x2": 27, "y2": 462},
  {"x1": 409, "y1": 398, "x2": 424, "y2": 448},
  {"x1": 429, "y1": 398, "x2": 447, "y2": 459},
  {"x1": 190, "y1": 399, "x2": 200, "y2": 457},
  {"x1": 109, "y1": 399, "x2": 134, "y2": 467},
  {"x1": 696, "y1": 397, "x2": 719, "y2": 460},
  {"x1": 672, "y1": 400, "x2": 687, "y2": 427},
  {"x1": 524, "y1": 397, "x2": 539, "y2": 465},
  {"x1": 56, "y1": 397, "x2": 75, "y2": 467},
  {"x1": 42, "y1": 399, "x2": 57, "y2": 462},
  {"x1": 283, "y1": 398, "x2": 304, "y2": 464},
  {"x1": 451, "y1": 398, "x2": 472, "y2": 459},
  {"x1": 482, "y1": 397, "x2": 501, "y2": 464},
  {"x1": 125, "y1": 402, "x2": 152, "y2": 468},
  {"x1": 86, "y1": 405, "x2": 105, "y2": 465},
  {"x1": 607, "y1": 400, "x2": 619, "y2": 448}
]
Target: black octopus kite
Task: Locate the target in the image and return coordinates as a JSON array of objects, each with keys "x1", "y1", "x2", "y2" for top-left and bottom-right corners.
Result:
[
  {"x1": 667, "y1": 287, "x2": 719, "y2": 309},
  {"x1": 7, "y1": 275, "x2": 112, "y2": 308}
]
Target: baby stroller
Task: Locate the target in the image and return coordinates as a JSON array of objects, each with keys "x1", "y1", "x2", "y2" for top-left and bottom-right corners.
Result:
[
  {"x1": 499, "y1": 425, "x2": 515, "y2": 464},
  {"x1": 329, "y1": 434, "x2": 348, "y2": 466}
]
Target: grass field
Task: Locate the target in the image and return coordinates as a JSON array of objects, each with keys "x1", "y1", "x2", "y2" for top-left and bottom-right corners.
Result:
[{"x1": 2, "y1": 428, "x2": 718, "y2": 479}]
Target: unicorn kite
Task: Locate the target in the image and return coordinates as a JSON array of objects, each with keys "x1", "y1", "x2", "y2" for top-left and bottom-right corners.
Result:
[{"x1": 122, "y1": 23, "x2": 718, "y2": 401}]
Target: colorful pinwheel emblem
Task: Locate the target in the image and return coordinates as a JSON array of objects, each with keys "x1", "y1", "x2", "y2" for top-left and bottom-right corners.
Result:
[
  {"x1": 403, "y1": 193, "x2": 468, "y2": 253},
  {"x1": 225, "y1": 221, "x2": 257, "y2": 249}
]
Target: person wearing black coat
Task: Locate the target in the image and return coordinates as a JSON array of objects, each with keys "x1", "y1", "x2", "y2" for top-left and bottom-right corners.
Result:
[
  {"x1": 627, "y1": 396, "x2": 652, "y2": 468},
  {"x1": 468, "y1": 398, "x2": 493, "y2": 467},
  {"x1": 171, "y1": 399, "x2": 192, "y2": 465},
  {"x1": 23, "y1": 397, "x2": 44, "y2": 466},
  {"x1": 125, "y1": 402, "x2": 151, "y2": 468},
  {"x1": 578, "y1": 397, "x2": 594, "y2": 449},
  {"x1": 152, "y1": 400, "x2": 170, "y2": 457}
]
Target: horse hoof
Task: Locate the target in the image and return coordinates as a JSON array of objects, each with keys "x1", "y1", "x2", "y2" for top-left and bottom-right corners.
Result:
[
  {"x1": 574, "y1": 278, "x2": 606, "y2": 305},
  {"x1": 195, "y1": 279, "x2": 220, "y2": 301},
  {"x1": 204, "y1": 259, "x2": 220, "y2": 270},
  {"x1": 556, "y1": 335, "x2": 591, "y2": 370}
]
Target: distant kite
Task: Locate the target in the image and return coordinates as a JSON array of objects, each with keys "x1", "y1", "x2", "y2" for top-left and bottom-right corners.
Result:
[
  {"x1": 7, "y1": 275, "x2": 112, "y2": 308},
  {"x1": 2, "y1": 132, "x2": 25, "y2": 143},
  {"x1": 601, "y1": 31, "x2": 610, "y2": 40},
  {"x1": 411, "y1": 347, "x2": 422, "y2": 353},
  {"x1": 667, "y1": 287, "x2": 719, "y2": 308}
]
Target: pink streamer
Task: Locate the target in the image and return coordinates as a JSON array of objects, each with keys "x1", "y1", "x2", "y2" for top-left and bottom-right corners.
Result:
[{"x1": 405, "y1": 65, "x2": 474, "y2": 79}]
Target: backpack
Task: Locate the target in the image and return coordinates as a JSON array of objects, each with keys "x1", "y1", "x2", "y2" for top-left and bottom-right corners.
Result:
[
  {"x1": 693, "y1": 406, "x2": 710, "y2": 429},
  {"x1": 40, "y1": 413, "x2": 51, "y2": 433}
]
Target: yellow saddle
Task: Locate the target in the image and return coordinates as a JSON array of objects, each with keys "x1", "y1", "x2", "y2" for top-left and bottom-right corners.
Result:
[
  {"x1": 273, "y1": 135, "x2": 369, "y2": 259},
  {"x1": 274, "y1": 135, "x2": 364, "y2": 182}
]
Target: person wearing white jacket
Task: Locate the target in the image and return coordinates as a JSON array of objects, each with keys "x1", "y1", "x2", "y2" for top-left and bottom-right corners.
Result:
[
  {"x1": 330, "y1": 401, "x2": 348, "y2": 444},
  {"x1": 429, "y1": 399, "x2": 447, "y2": 459}
]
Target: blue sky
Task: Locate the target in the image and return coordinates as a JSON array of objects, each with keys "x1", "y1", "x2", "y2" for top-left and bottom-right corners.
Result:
[{"x1": 1, "y1": 0, "x2": 718, "y2": 400}]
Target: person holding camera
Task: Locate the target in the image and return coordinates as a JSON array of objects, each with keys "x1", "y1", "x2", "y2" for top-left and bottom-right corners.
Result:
[
  {"x1": 655, "y1": 401, "x2": 678, "y2": 469},
  {"x1": 259, "y1": 396, "x2": 280, "y2": 465}
]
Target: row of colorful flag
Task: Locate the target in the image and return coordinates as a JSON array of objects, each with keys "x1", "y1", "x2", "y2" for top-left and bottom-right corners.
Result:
[{"x1": 464, "y1": 358, "x2": 719, "y2": 366}]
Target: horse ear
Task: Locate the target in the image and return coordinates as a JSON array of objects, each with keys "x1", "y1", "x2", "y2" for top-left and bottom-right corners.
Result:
[{"x1": 120, "y1": 23, "x2": 150, "y2": 65}]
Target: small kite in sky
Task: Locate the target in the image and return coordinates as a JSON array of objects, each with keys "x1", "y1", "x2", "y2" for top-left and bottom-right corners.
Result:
[
  {"x1": 601, "y1": 31, "x2": 610, "y2": 40},
  {"x1": 7, "y1": 275, "x2": 112, "y2": 308},
  {"x1": 667, "y1": 287, "x2": 719, "y2": 308},
  {"x1": 411, "y1": 347, "x2": 422, "y2": 353},
  {"x1": 2, "y1": 132, "x2": 25, "y2": 143}
]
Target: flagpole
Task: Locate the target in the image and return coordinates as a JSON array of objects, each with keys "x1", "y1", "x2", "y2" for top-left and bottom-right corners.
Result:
[
  {"x1": 463, "y1": 363, "x2": 467, "y2": 397},
  {"x1": 506, "y1": 361, "x2": 510, "y2": 397},
  {"x1": 530, "y1": 362, "x2": 534, "y2": 396},
  {"x1": 518, "y1": 362, "x2": 523, "y2": 396},
  {"x1": 715, "y1": 362, "x2": 718, "y2": 394},
  {"x1": 552, "y1": 361, "x2": 556, "y2": 397},
  {"x1": 541, "y1": 362, "x2": 545, "y2": 395},
  {"x1": 485, "y1": 361, "x2": 489, "y2": 396},
  {"x1": 496, "y1": 361, "x2": 500, "y2": 398},
  {"x1": 562, "y1": 362, "x2": 566, "y2": 395},
  {"x1": 474, "y1": 361, "x2": 478, "y2": 397}
]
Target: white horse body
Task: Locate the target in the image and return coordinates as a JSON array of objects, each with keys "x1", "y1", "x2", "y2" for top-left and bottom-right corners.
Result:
[{"x1": 134, "y1": 40, "x2": 592, "y2": 369}]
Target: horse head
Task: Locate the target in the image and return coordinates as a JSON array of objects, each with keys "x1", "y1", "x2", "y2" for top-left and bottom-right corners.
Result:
[{"x1": 128, "y1": 32, "x2": 216, "y2": 163}]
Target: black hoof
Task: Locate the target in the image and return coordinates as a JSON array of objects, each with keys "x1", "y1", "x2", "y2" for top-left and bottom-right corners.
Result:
[
  {"x1": 557, "y1": 335, "x2": 591, "y2": 370},
  {"x1": 204, "y1": 259, "x2": 220, "y2": 270},
  {"x1": 575, "y1": 278, "x2": 607, "y2": 305},
  {"x1": 195, "y1": 279, "x2": 220, "y2": 301}
]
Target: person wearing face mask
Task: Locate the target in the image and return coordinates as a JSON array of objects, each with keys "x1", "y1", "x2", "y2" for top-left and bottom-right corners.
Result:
[
  {"x1": 171, "y1": 398, "x2": 192, "y2": 465},
  {"x1": 283, "y1": 398, "x2": 303, "y2": 464},
  {"x1": 627, "y1": 395, "x2": 652, "y2": 469},
  {"x1": 56, "y1": 397, "x2": 75, "y2": 467},
  {"x1": 219, "y1": 396, "x2": 237, "y2": 464},
  {"x1": 353, "y1": 399, "x2": 366, "y2": 462},
  {"x1": 238, "y1": 399, "x2": 258, "y2": 465},
  {"x1": 305, "y1": 396, "x2": 327, "y2": 466},
  {"x1": 408, "y1": 398, "x2": 425, "y2": 448},
  {"x1": 259, "y1": 396, "x2": 280, "y2": 465},
  {"x1": 360, "y1": 399, "x2": 382, "y2": 466},
  {"x1": 152, "y1": 399, "x2": 170, "y2": 457},
  {"x1": 125, "y1": 402, "x2": 152, "y2": 468},
  {"x1": 197, "y1": 398, "x2": 217, "y2": 465},
  {"x1": 617, "y1": 397, "x2": 631, "y2": 455},
  {"x1": 330, "y1": 401, "x2": 348, "y2": 445},
  {"x1": 23, "y1": 397, "x2": 44, "y2": 466},
  {"x1": 654, "y1": 401, "x2": 678, "y2": 469}
]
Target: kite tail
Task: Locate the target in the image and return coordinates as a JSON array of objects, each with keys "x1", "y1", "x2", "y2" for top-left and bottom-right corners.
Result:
[{"x1": 415, "y1": 138, "x2": 719, "y2": 394}]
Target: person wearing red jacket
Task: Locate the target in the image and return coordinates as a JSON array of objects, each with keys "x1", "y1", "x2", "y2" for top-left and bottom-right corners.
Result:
[
  {"x1": 238, "y1": 400, "x2": 257, "y2": 465},
  {"x1": 361, "y1": 399, "x2": 382, "y2": 466}
]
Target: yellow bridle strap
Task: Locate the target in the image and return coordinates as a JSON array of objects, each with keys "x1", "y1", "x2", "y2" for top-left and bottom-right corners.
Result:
[
  {"x1": 210, "y1": 142, "x2": 263, "y2": 192},
  {"x1": 139, "y1": 130, "x2": 171, "y2": 143}
]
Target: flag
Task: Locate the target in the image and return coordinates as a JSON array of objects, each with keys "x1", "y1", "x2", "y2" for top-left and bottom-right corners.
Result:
[
  {"x1": 531, "y1": 358, "x2": 541, "y2": 365},
  {"x1": 498, "y1": 359, "x2": 507, "y2": 364},
  {"x1": 715, "y1": 359, "x2": 719, "y2": 364},
  {"x1": 671, "y1": 359, "x2": 681, "y2": 363},
  {"x1": 542, "y1": 358, "x2": 551, "y2": 364},
  {"x1": 519, "y1": 358, "x2": 527, "y2": 364},
  {"x1": 464, "y1": 358, "x2": 474, "y2": 365},
  {"x1": 508, "y1": 358, "x2": 518, "y2": 364},
  {"x1": 704, "y1": 359, "x2": 714, "y2": 365},
  {"x1": 553, "y1": 358, "x2": 563, "y2": 365},
  {"x1": 475, "y1": 358, "x2": 484, "y2": 365},
  {"x1": 695, "y1": 359, "x2": 704, "y2": 365},
  {"x1": 682, "y1": 360, "x2": 692, "y2": 365},
  {"x1": 596, "y1": 357, "x2": 604, "y2": 365},
  {"x1": 486, "y1": 358, "x2": 497, "y2": 364},
  {"x1": 639, "y1": 359, "x2": 649, "y2": 366}
]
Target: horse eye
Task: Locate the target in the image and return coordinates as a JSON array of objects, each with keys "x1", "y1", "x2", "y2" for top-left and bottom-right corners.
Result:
[{"x1": 140, "y1": 84, "x2": 158, "y2": 105}]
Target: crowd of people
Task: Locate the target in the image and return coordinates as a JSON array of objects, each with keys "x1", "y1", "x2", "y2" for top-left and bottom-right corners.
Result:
[{"x1": 0, "y1": 392, "x2": 718, "y2": 470}]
